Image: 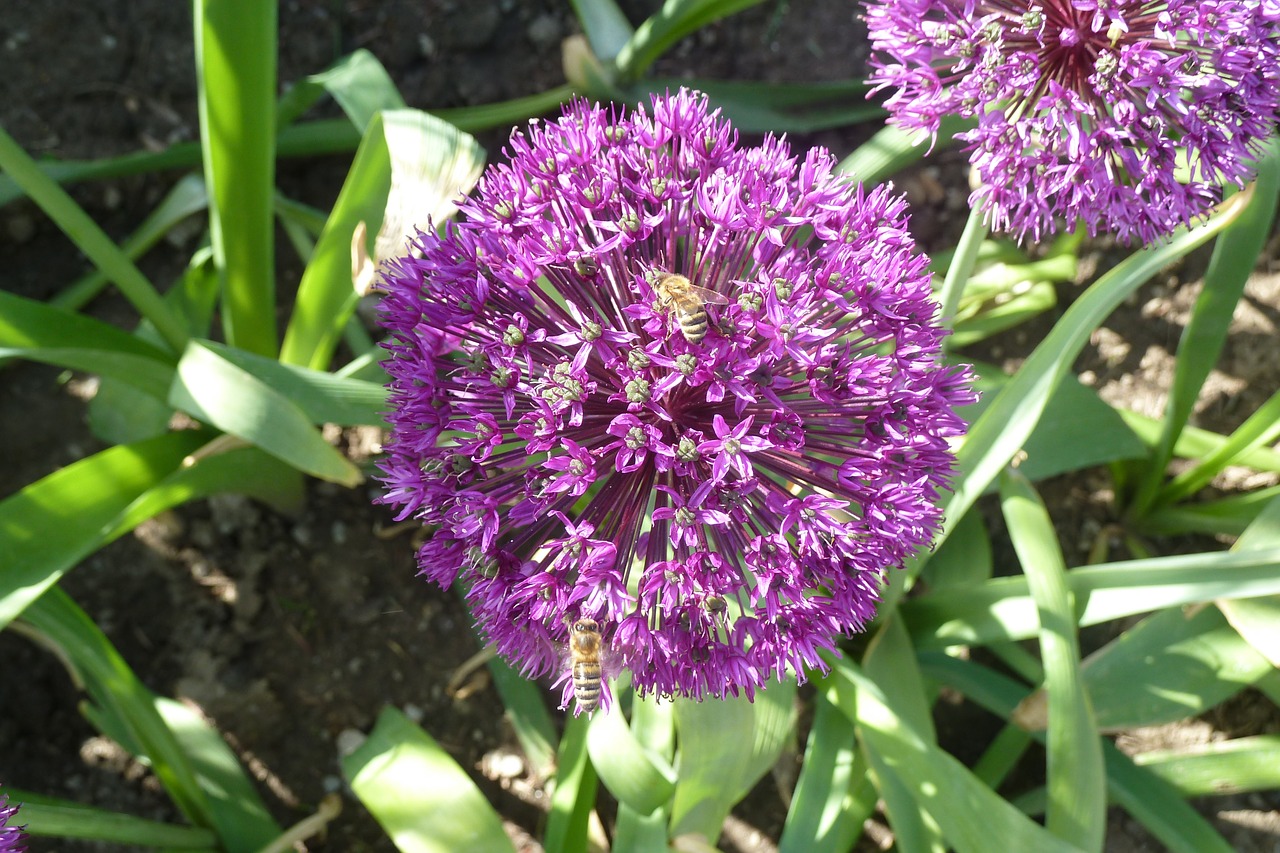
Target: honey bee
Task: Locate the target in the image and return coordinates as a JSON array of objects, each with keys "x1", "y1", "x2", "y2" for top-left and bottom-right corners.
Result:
[
  {"x1": 567, "y1": 617, "x2": 604, "y2": 715},
  {"x1": 652, "y1": 272, "x2": 729, "y2": 344}
]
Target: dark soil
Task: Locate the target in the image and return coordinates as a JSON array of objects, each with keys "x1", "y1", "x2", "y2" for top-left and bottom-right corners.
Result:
[{"x1": 2, "y1": 1, "x2": 1279, "y2": 852}]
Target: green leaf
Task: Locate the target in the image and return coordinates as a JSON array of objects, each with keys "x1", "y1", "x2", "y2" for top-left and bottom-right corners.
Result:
[
  {"x1": 1138, "y1": 486, "x2": 1280, "y2": 538},
  {"x1": 0, "y1": 125, "x2": 189, "y2": 352},
  {"x1": 22, "y1": 589, "x2": 215, "y2": 830},
  {"x1": 0, "y1": 289, "x2": 176, "y2": 399},
  {"x1": 1133, "y1": 735, "x2": 1280, "y2": 797},
  {"x1": 1001, "y1": 471, "x2": 1104, "y2": 850},
  {"x1": 587, "y1": 698, "x2": 677, "y2": 814},
  {"x1": 195, "y1": 0, "x2": 278, "y2": 356},
  {"x1": 924, "y1": 202, "x2": 1245, "y2": 586},
  {"x1": 1159, "y1": 384, "x2": 1280, "y2": 506},
  {"x1": 633, "y1": 78, "x2": 882, "y2": 133},
  {"x1": 12, "y1": 793, "x2": 216, "y2": 848},
  {"x1": 544, "y1": 713, "x2": 599, "y2": 853},
  {"x1": 961, "y1": 366, "x2": 1147, "y2": 486},
  {"x1": 902, "y1": 547, "x2": 1280, "y2": 650},
  {"x1": 196, "y1": 340, "x2": 388, "y2": 427},
  {"x1": 50, "y1": 173, "x2": 209, "y2": 313},
  {"x1": 836, "y1": 114, "x2": 973, "y2": 187},
  {"x1": 1130, "y1": 139, "x2": 1280, "y2": 515},
  {"x1": 1079, "y1": 606, "x2": 1272, "y2": 729},
  {"x1": 778, "y1": 680, "x2": 873, "y2": 853},
  {"x1": 832, "y1": 660, "x2": 1084, "y2": 853},
  {"x1": 280, "y1": 109, "x2": 484, "y2": 370},
  {"x1": 1218, "y1": 496, "x2": 1280, "y2": 668},
  {"x1": 168, "y1": 340, "x2": 362, "y2": 486},
  {"x1": 615, "y1": 0, "x2": 765, "y2": 81},
  {"x1": 922, "y1": 508, "x2": 992, "y2": 590},
  {"x1": 486, "y1": 656, "x2": 558, "y2": 778},
  {"x1": 569, "y1": 0, "x2": 634, "y2": 63},
  {"x1": 277, "y1": 49, "x2": 406, "y2": 131},
  {"x1": 342, "y1": 706, "x2": 514, "y2": 853},
  {"x1": 154, "y1": 697, "x2": 281, "y2": 850},
  {"x1": 669, "y1": 679, "x2": 796, "y2": 838},
  {"x1": 0, "y1": 431, "x2": 207, "y2": 629}
]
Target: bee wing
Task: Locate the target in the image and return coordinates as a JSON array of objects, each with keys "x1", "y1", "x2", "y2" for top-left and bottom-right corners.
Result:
[{"x1": 686, "y1": 283, "x2": 730, "y2": 305}]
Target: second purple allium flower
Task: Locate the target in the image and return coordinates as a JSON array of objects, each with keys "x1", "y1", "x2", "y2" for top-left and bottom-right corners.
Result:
[
  {"x1": 0, "y1": 792, "x2": 26, "y2": 853},
  {"x1": 378, "y1": 91, "x2": 973, "y2": 709},
  {"x1": 865, "y1": 1, "x2": 1280, "y2": 245}
]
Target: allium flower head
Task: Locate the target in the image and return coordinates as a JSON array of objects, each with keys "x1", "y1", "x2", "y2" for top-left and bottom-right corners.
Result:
[
  {"x1": 866, "y1": 1, "x2": 1280, "y2": 244},
  {"x1": 378, "y1": 90, "x2": 973, "y2": 708},
  {"x1": 0, "y1": 793, "x2": 26, "y2": 853}
]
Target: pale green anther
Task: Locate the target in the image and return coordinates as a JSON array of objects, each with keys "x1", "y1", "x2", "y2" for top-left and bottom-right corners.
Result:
[
  {"x1": 569, "y1": 458, "x2": 587, "y2": 476},
  {"x1": 503, "y1": 324, "x2": 525, "y2": 346},
  {"x1": 605, "y1": 125, "x2": 627, "y2": 143},
  {"x1": 420, "y1": 458, "x2": 444, "y2": 476},
  {"x1": 494, "y1": 200, "x2": 514, "y2": 219},
  {"x1": 574, "y1": 257, "x2": 600, "y2": 276},
  {"x1": 464, "y1": 348, "x2": 488, "y2": 373},
  {"x1": 625, "y1": 377, "x2": 651, "y2": 403},
  {"x1": 582, "y1": 186, "x2": 600, "y2": 204},
  {"x1": 738, "y1": 292, "x2": 763, "y2": 311},
  {"x1": 774, "y1": 277, "x2": 793, "y2": 300},
  {"x1": 582, "y1": 320, "x2": 602, "y2": 341},
  {"x1": 675, "y1": 353, "x2": 698, "y2": 376},
  {"x1": 628, "y1": 349, "x2": 651, "y2": 370},
  {"x1": 1096, "y1": 50, "x2": 1118, "y2": 79},
  {"x1": 625, "y1": 426, "x2": 647, "y2": 450},
  {"x1": 651, "y1": 177, "x2": 668, "y2": 196},
  {"x1": 620, "y1": 213, "x2": 641, "y2": 233},
  {"x1": 723, "y1": 437, "x2": 741, "y2": 455},
  {"x1": 1020, "y1": 9, "x2": 1043, "y2": 33},
  {"x1": 676, "y1": 436, "x2": 700, "y2": 461},
  {"x1": 674, "y1": 506, "x2": 696, "y2": 527},
  {"x1": 491, "y1": 366, "x2": 515, "y2": 388}
]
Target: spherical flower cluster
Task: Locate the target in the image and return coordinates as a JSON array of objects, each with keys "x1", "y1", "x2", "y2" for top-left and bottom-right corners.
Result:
[
  {"x1": 0, "y1": 793, "x2": 25, "y2": 853},
  {"x1": 378, "y1": 91, "x2": 973, "y2": 709},
  {"x1": 865, "y1": 1, "x2": 1280, "y2": 245}
]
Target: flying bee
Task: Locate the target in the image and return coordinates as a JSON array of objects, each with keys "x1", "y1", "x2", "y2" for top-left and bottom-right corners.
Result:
[
  {"x1": 652, "y1": 272, "x2": 729, "y2": 344},
  {"x1": 567, "y1": 617, "x2": 604, "y2": 715}
]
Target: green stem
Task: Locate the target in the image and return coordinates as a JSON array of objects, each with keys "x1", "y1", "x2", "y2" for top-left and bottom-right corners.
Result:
[
  {"x1": 939, "y1": 205, "x2": 987, "y2": 349},
  {"x1": 0, "y1": 125, "x2": 189, "y2": 353}
]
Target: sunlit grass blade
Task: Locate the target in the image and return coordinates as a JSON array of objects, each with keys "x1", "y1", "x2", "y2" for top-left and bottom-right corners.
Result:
[
  {"x1": 168, "y1": 340, "x2": 361, "y2": 486},
  {"x1": 1158, "y1": 386, "x2": 1280, "y2": 506},
  {"x1": 961, "y1": 367, "x2": 1145, "y2": 491},
  {"x1": 614, "y1": 0, "x2": 765, "y2": 81},
  {"x1": 970, "y1": 722, "x2": 1034, "y2": 791},
  {"x1": 836, "y1": 114, "x2": 972, "y2": 186},
  {"x1": 194, "y1": 340, "x2": 387, "y2": 426},
  {"x1": 103, "y1": 446, "x2": 306, "y2": 536},
  {"x1": 280, "y1": 110, "x2": 483, "y2": 370},
  {"x1": 612, "y1": 694, "x2": 674, "y2": 851},
  {"x1": 0, "y1": 430, "x2": 208, "y2": 629},
  {"x1": 669, "y1": 679, "x2": 796, "y2": 839},
  {"x1": 21, "y1": 587, "x2": 215, "y2": 830},
  {"x1": 902, "y1": 547, "x2": 1280, "y2": 650},
  {"x1": 587, "y1": 697, "x2": 677, "y2": 814},
  {"x1": 1133, "y1": 735, "x2": 1280, "y2": 796},
  {"x1": 920, "y1": 654, "x2": 1235, "y2": 853},
  {"x1": 613, "y1": 803, "x2": 668, "y2": 853},
  {"x1": 569, "y1": 0, "x2": 634, "y2": 63},
  {"x1": 51, "y1": 173, "x2": 209, "y2": 313},
  {"x1": 1216, "y1": 495, "x2": 1280, "y2": 667},
  {"x1": 194, "y1": 0, "x2": 278, "y2": 356},
  {"x1": 1119, "y1": 409, "x2": 1280, "y2": 472},
  {"x1": 486, "y1": 656, "x2": 558, "y2": 778},
  {"x1": 276, "y1": 49, "x2": 406, "y2": 131},
  {"x1": 925, "y1": 199, "x2": 1246, "y2": 577},
  {"x1": 154, "y1": 697, "x2": 281, "y2": 850},
  {"x1": 341, "y1": 705, "x2": 515, "y2": 853},
  {"x1": 545, "y1": 713, "x2": 600, "y2": 853},
  {"x1": 0, "y1": 125, "x2": 189, "y2": 353},
  {"x1": 830, "y1": 659, "x2": 1083, "y2": 853},
  {"x1": 633, "y1": 78, "x2": 882, "y2": 133},
  {"x1": 9, "y1": 791, "x2": 216, "y2": 848},
  {"x1": 1129, "y1": 139, "x2": 1280, "y2": 516},
  {"x1": 1000, "y1": 470, "x2": 1104, "y2": 849},
  {"x1": 921, "y1": 508, "x2": 992, "y2": 590},
  {"x1": 0, "y1": 290, "x2": 176, "y2": 399},
  {"x1": 1139, "y1": 486, "x2": 1280, "y2": 537},
  {"x1": 778, "y1": 678, "x2": 872, "y2": 853}
]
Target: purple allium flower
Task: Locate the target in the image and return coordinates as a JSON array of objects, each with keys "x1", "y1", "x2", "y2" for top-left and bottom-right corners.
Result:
[
  {"x1": 0, "y1": 793, "x2": 26, "y2": 853},
  {"x1": 865, "y1": 1, "x2": 1280, "y2": 245},
  {"x1": 377, "y1": 90, "x2": 973, "y2": 709}
]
